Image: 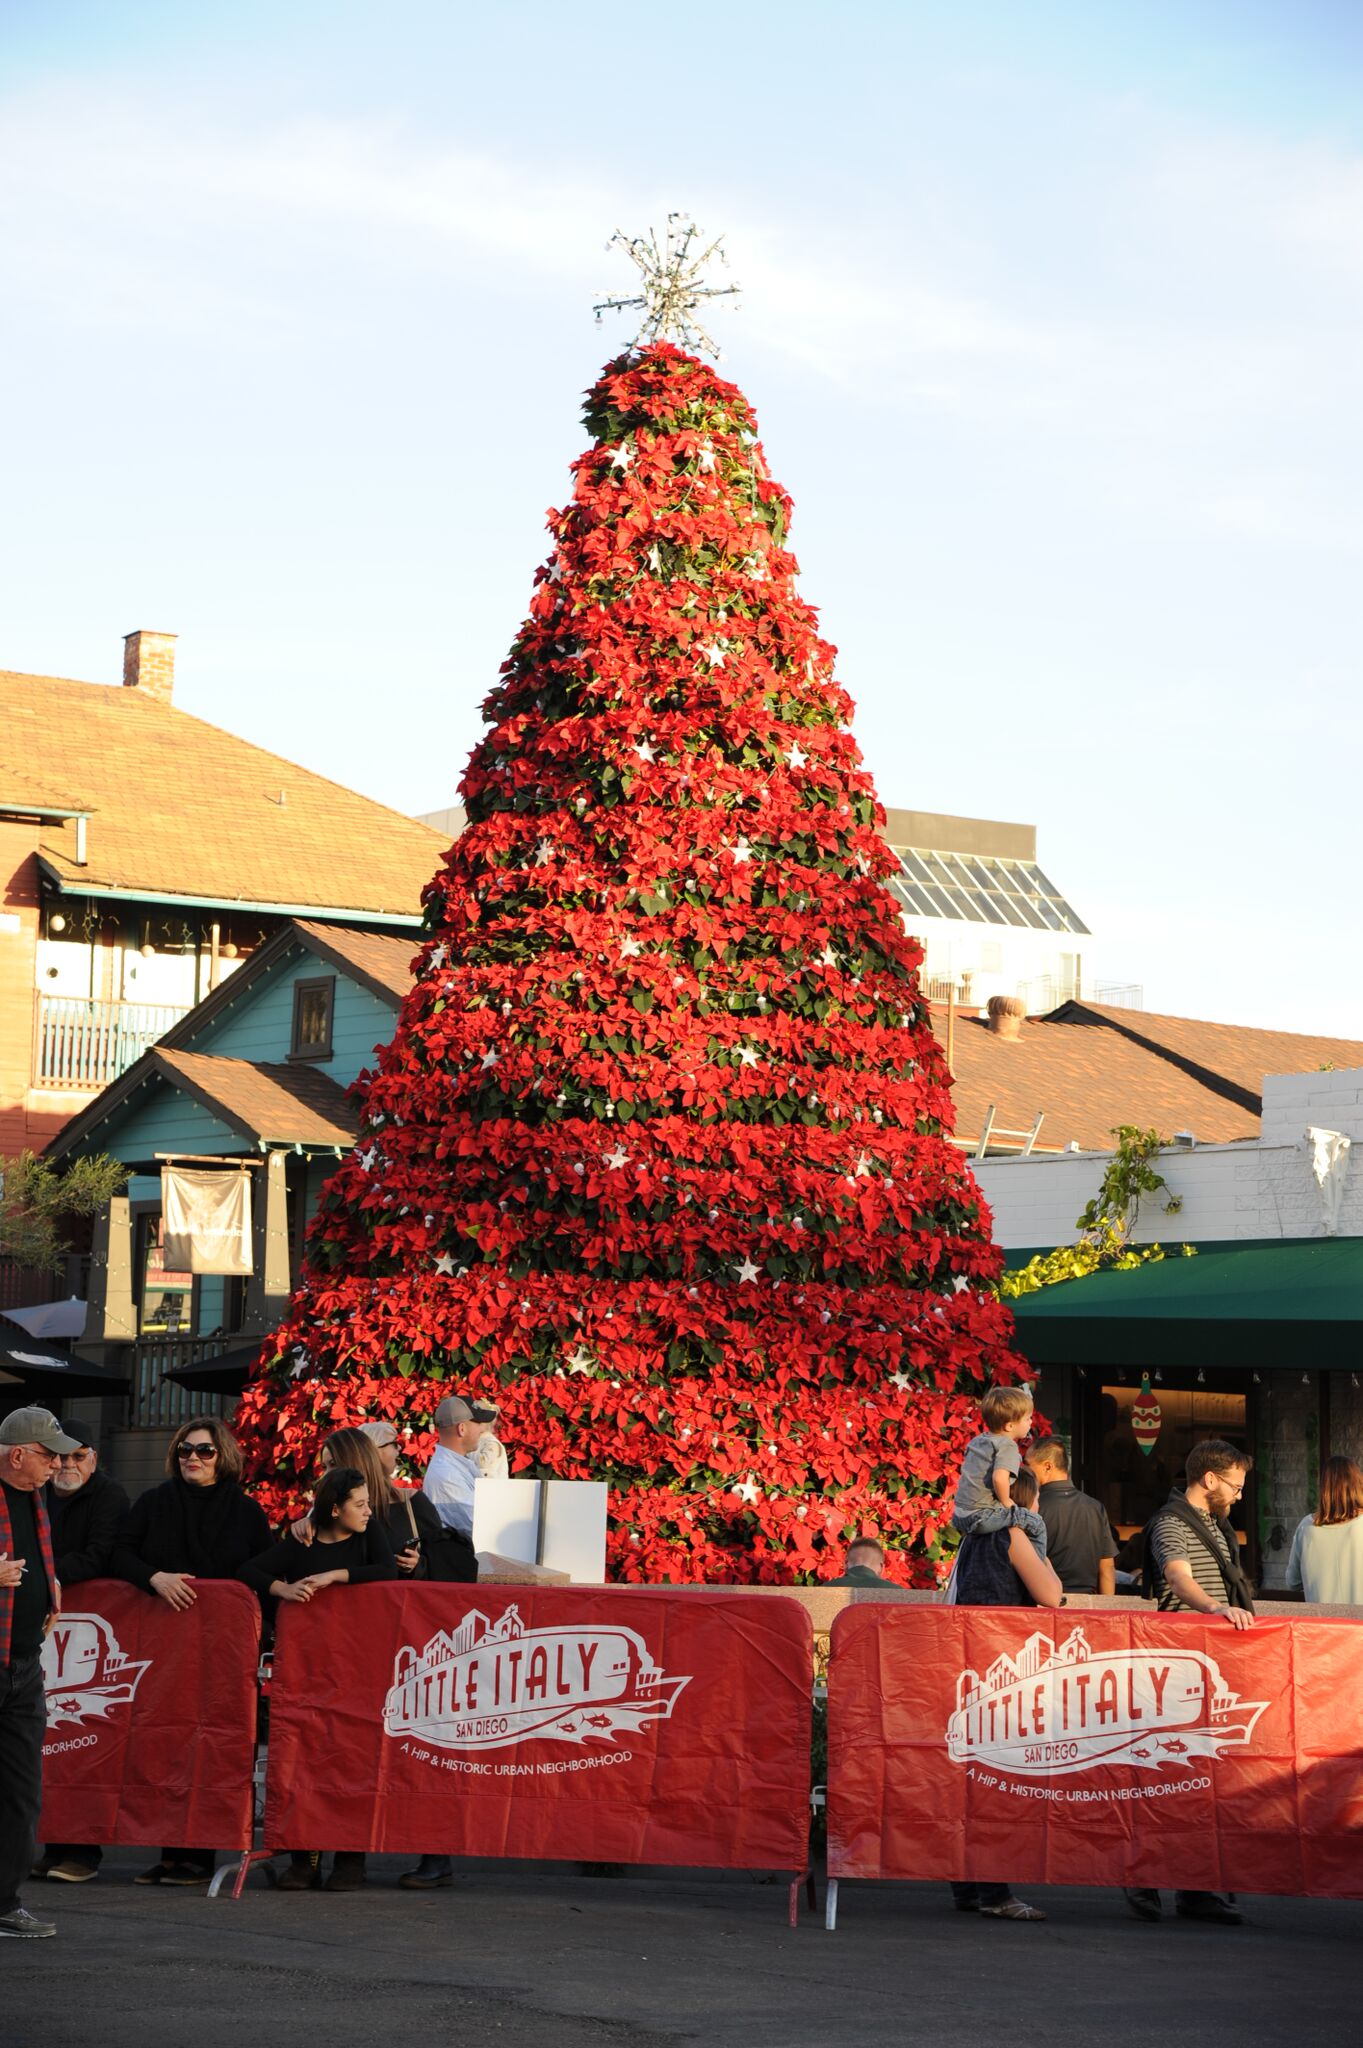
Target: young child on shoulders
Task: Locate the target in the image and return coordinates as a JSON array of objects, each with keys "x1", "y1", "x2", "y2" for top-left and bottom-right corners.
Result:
[{"x1": 951, "y1": 1382, "x2": 1047, "y2": 1558}]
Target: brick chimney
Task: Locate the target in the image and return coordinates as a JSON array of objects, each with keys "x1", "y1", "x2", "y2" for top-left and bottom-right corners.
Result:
[
  {"x1": 986, "y1": 994, "x2": 1027, "y2": 1040},
  {"x1": 122, "y1": 630, "x2": 177, "y2": 704}
]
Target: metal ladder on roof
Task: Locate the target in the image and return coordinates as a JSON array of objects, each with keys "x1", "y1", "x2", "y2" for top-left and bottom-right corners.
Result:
[{"x1": 973, "y1": 1106, "x2": 1045, "y2": 1159}]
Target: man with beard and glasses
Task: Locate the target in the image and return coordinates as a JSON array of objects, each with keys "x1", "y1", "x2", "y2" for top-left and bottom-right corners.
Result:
[{"x1": 1127, "y1": 1439, "x2": 1256, "y2": 1928}]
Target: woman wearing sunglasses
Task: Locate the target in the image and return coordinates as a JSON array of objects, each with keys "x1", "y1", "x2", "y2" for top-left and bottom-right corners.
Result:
[{"x1": 112, "y1": 1415, "x2": 270, "y2": 1887}]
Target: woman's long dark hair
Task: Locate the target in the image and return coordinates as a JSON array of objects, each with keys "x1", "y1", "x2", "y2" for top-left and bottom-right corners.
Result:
[
  {"x1": 311, "y1": 1466, "x2": 367, "y2": 1532},
  {"x1": 321, "y1": 1427, "x2": 394, "y2": 1512}
]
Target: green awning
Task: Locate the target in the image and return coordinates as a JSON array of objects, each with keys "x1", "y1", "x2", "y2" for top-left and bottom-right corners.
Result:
[{"x1": 1007, "y1": 1237, "x2": 1363, "y2": 1370}]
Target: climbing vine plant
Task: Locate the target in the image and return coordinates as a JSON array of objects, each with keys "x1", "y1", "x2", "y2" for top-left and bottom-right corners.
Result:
[{"x1": 1000, "y1": 1126, "x2": 1192, "y2": 1302}]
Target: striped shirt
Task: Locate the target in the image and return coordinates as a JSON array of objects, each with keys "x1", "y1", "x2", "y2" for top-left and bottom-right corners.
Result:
[{"x1": 1150, "y1": 1504, "x2": 1235, "y2": 1610}]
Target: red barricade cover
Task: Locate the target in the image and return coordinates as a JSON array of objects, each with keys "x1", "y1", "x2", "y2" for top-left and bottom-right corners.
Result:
[
  {"x1": 828, "y1": 1606, "x2": 1363, "y2": 1899},
  {"x1": 265, "y1": 1585, "x2": 811, "y2": 1869},
  {"x1": 38, "y1": 1579, "x2": 261, "y2": 1850}
]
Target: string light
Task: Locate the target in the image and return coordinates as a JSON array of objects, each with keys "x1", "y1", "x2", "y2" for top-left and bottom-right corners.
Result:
[{"x1": 593, "y1": 214, "x2": 740, "y2": 357}]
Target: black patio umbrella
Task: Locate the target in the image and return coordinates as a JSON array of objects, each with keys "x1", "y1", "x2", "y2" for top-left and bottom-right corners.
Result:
[
  {"x1": 162, "y1": 1342, "x2": 271, "y2": 1395},
  {"x1": 0, "y1": 1341, "x2": 131, "y2": 1399}
]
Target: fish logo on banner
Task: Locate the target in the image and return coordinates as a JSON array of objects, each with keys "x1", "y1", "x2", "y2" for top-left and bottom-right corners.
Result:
[
  {"x1": 946, "y1": 1627, "x2": 1268, "y2": 1777},
  {"x1": 382, "y1": 1604, "x2": 691, "y2": 1751},
  {"x1": 42, "y1": 1614, "x2": 151, "y2": 1729}
]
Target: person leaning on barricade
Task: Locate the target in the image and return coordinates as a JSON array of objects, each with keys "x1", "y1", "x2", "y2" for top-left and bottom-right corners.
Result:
[
  {"x1": 1125, "y1": 1437, "x2": 1256, "y2": 1928},
  {"x1": 111, "y1": 1415, "x2": 270, "y2": 1888},
  {"x1": 32, "y1": 1427, "x2": 130, "y2": 1889},
  {"x1": 240, "y1": 1465, "x2": 397, "y2": 1893},
  {"x1": 282, "y1": 1426, "x2": 449, "y2": 1582}
]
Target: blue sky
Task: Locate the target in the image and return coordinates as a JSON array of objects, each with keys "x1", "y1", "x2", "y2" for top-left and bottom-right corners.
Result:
[{"x1": 3, "y1": 2, "x2": 1360, "y2": 1033}]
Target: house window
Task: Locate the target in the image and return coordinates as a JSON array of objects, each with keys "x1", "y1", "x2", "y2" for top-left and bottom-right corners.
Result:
[
  {"x1": 290, "y1": 976, "x2": 335, "y2": 1061},
  {"x1": 136, "y1": 1213, "x2": 193, "y2": 1335}
]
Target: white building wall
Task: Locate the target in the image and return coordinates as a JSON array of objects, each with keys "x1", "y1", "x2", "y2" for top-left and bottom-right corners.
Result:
[
  {"x1": 974, "y1": 1067, "x2": 1363, "y2": 1250},
  {"x1": 973, "y1": 1067, "x2": 1363, "y2": 1588}
]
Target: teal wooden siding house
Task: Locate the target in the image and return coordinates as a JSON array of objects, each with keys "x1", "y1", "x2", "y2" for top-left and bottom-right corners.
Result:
[{"x1": 46, "y1": 922, "x2": 415, "y2": 1482}]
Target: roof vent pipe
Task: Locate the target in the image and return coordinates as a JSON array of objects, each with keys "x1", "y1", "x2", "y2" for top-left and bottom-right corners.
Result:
[{"x1": 986, "y1": 995, "x2": 1027, "y2": 1040}]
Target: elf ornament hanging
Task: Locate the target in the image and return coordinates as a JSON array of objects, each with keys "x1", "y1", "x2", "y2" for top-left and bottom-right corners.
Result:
[
  {"x1": 1131, "y1": 1371, "x2": 1163, "y2": 1455},
  {"x1": 232, "y1": 219, "x2": 1030, "y2": 1584}
]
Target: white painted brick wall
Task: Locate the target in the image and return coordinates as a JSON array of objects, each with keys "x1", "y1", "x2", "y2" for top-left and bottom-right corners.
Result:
[{"x1": 975, "y1": 1069, "x2": 1363, "y2": 1249}]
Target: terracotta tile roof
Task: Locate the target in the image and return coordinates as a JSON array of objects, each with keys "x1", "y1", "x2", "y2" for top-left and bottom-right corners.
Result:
[
  {"x1": 1047, "y1": 1002, "x2": 1363, "y2": 1115},
  {"x1": 152, "y1": 1048, "x2": 360, "y2": 1149},
  {"x1": 0, "y1": 762, "x2": 92, "y2": 815},
  {"x1": 934, "y1": 1006, "x2": 1363, "y2": 1154},
  {"x1": 0, "y1": 669, "x2": 444, "y2": 917},
  {"x1": 290, "y1": 920, "x2": 418, "y2": 1002}
]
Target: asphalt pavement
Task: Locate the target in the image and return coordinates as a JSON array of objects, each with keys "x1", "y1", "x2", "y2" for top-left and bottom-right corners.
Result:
[{"x1": 4, "y1": 1851, "x2": 1358, "y2": 2048}]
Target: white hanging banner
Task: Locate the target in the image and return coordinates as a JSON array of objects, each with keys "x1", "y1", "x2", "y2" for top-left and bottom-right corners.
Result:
[
  {"x1": 1305, "y1": 1126, "x2": 1352, "y2": 1237},
  {"x1": 161, "y1": 1168, "x2": 253, "y2": 1276}
]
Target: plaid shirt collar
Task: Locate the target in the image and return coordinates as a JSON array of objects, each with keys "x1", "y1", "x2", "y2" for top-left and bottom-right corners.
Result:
[{"x1": 0, "y1": 1478, "x2": 56, "y2": 1665}]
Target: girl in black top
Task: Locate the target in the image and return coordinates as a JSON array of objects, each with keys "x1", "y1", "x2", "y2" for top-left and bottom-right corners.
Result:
[
  {"x1": 113, "y1": 1415, "x2": 272, "y2": 1888},
  {"x1": 282, "y1": 1425, "x2": 460, "y2": 1581},
  {"x1": 240, "y1": 1466, "x2": 397, "y2": 1609},
  {"x1": 241, "y1": 1468, "x2": 397, "y2": 1895}
]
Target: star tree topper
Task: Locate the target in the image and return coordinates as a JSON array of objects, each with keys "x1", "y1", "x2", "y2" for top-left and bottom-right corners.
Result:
[{"x1": 594, "y1": 212, "x2": 741, "y2": 358}]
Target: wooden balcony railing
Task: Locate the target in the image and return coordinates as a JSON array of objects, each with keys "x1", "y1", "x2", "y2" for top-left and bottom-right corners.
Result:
[
  {"x1": 35, "y1": 995, "x2": 189, "y2": 1089},
  {"x1": 131, "y1": 1334, "x2": 237, "y2": 1430}
]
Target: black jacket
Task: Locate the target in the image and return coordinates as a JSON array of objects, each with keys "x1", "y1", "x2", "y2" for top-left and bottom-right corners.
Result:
[
  {"x1": 392, "y1": 1485, "x2": 477, "y2": 1584},
  {"x1": 113, "y1": 1475, "x2": 272, "y2": 1593},
  {"x1": 240, "y1": 1521, "x2": 398, "y2": 1604},
  {"x1": 50, "y1": 1467, "x2": 131, "y2": 1586}
]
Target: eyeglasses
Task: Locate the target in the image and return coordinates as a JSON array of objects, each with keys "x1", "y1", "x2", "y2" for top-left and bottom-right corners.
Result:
[
  {"x1": 57, "y1": 1450, "x2": 94, "y2": 1464},
  {"x1": 177, "y1": 1441, "x2": 218, "y2": 1463}
]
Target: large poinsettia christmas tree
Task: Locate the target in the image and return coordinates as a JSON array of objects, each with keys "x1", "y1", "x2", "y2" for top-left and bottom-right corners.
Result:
[{"x1": 236, "y1": 336, "x2": 1026, "y2": 1582}]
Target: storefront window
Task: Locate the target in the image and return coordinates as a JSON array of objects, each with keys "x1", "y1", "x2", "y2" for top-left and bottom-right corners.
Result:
[{"x1": 1096, "y1": 1382, "x2": 1249, "y2": 1543}]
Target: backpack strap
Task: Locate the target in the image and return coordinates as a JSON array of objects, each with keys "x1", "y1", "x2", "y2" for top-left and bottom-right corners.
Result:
[{"x1": 1150, "y1": 1494, "x2": 1255, "y2": 1611}]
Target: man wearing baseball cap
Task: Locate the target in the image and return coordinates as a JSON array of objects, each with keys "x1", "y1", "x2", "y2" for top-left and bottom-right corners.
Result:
[
  {"x1": 401, "y1": 1398, "x2": 488, "y2": 1894},
  {"x1": 421, "y1": 1397, "x2": 486, "y2": 1541},
  {"x1": 32, "y1": 1428, "x2": 130, "y2": 1887},
  {"x1": 0, "y1": 1406, "x2": 79, "y2": 1940}
]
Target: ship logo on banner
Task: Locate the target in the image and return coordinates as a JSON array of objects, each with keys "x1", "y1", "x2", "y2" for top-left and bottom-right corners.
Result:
[
  {"x1": 946, "y1": 1627, "x2": 1268, "y2": 1776},
  {"x1": 382, "y1": 1605, "x2": 691, "y2": 1751},
  {"x1": 41, "y1": 1613, "x2": 151, "y2": 1729}
]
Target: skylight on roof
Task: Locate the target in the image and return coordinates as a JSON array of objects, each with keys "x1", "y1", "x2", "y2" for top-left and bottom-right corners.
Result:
[{"x1": 889, "y1": 848, "x2": 1090, "y2": 935}]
